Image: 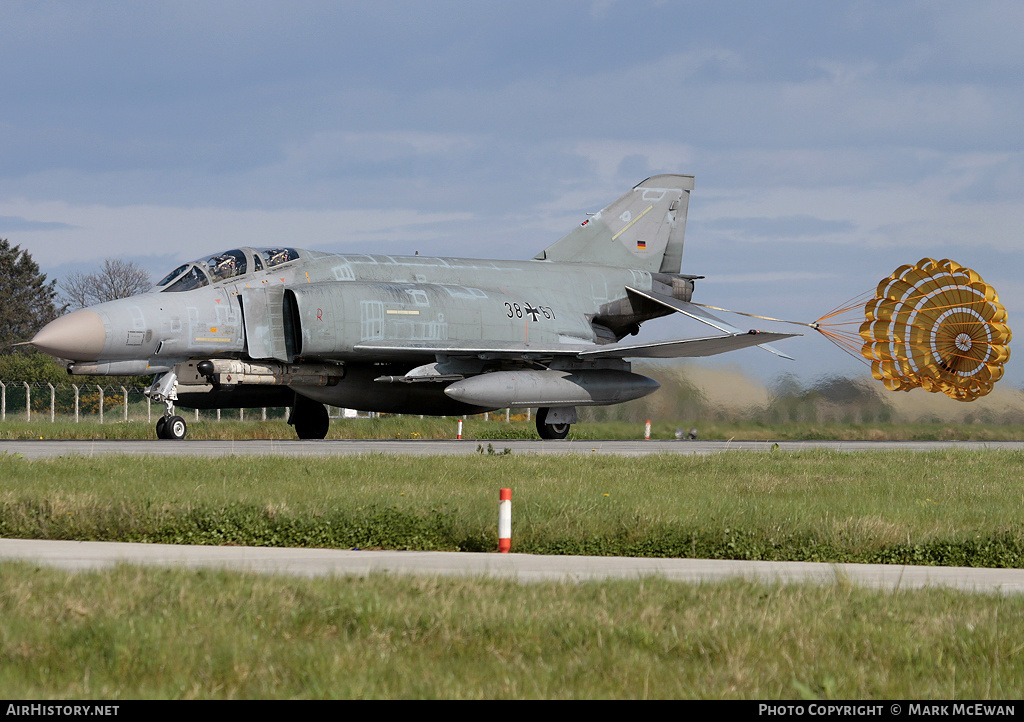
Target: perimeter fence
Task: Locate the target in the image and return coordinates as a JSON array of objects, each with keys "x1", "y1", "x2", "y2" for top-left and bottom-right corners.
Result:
[
  {"x1": 0, "y1": 380, "x2": 290, "y2": 424},
  {"x1": 0, "y1": 380, "x2": 524, "y2": 424}
]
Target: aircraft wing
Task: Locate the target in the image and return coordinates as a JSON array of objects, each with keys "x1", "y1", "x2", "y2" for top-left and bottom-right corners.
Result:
[
  {"x1": 353, "y1": 330, "x2": 797, "y2": 361},
  {"x1": 575, "y1": 331, "x2": 798, "y2": 359},
  {"x1": 625, "y1": 287, "x2": 796, "y2": 360}
]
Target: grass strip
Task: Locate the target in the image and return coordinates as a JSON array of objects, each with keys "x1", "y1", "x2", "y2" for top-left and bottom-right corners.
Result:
[
  {"x1": 2, "y1": 450, "x2": 1024, "y2": 567},
  {"x1": 2, "y1": 563, "x2": 1023, "y2": 699}
]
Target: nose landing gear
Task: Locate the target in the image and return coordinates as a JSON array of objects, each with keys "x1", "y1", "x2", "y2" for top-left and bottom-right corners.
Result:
[
  {"x1": 147, "y1": 371, "x2": 187, "y2": 440},
  {"x1": 156, "y1": 414, "x2": 187, "y2": 440}
]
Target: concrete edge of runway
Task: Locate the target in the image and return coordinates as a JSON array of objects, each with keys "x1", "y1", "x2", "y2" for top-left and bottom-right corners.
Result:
[
  {"x1": 2, "y1": 438, "x2": 1023, "y2": 458},
  {"x1": 3, "y1": 538, "x2": 1024, "y2": 595}
]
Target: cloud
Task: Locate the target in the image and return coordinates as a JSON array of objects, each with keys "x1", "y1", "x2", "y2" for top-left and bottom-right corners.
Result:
[
  {"x1": 0, "y1": 216, "x2": 78, "y2": 233},
  {"x1": 697, "y1": 270, "x2": 840, "y2": 285},
  {"x1": 695, "y1": 216, "x2": 856, "y2": 239},
  {"x1": 691, "y1": 160, "x2": 1024, "y2": 253},
  {"x1": 0, "y1": 200, "x2": 473, "y2": 271}
]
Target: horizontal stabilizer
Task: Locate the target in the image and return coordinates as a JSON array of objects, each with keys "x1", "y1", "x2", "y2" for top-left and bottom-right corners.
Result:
[
  {"x1": 577, "y1": 331, "x2": 798, "y2": 359},
  {"x1": 626, "y1": 287, "x2": 796, "y2": 360}
]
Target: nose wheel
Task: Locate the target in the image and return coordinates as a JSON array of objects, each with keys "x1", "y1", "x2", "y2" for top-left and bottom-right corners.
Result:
[{"x1": 156, "y1": 415, "x2": 187, "y2": 440}]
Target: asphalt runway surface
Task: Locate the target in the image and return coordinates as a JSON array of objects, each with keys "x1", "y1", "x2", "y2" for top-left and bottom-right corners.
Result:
[
  {"x1": 3, "y1": 437, "x2": 1022, "y2": 594},
  {"x1": 2, "y1": 438, "x2": 1023, "y2": 458}
]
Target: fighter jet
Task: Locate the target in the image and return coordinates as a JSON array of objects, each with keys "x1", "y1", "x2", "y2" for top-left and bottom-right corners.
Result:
[{"x1": 31, "y1": 175, "x2": 797, "y2": 440}]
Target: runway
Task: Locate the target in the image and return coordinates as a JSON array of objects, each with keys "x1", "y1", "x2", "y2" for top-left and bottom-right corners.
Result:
[
  {"x1": 2, "y1": 438, "x2": 1023, "y2": 458},
  {"x1": 2, "y1": 538, "x2": 1024, "y2": 594}
]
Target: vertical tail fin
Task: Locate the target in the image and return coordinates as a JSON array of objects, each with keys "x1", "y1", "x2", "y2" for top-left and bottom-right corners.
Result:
[{"x1": 534, "y1": 174, "x2": 693, "y2": 273}]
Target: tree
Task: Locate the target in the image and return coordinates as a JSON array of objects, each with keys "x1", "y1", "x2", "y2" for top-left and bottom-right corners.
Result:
[
  {"x1": 60, "y1": 258, "x2": 151, "y2": 309},
  {"x1": 0, "y1": 349, "x2": 68, "y2": 384},
  {"x1": 0, "y1": 239, "x2": 61, "y2": 349}
]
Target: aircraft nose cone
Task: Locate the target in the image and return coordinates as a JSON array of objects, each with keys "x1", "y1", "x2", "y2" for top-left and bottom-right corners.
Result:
[{"x1": 30, "y1": 309, "x2": 106, "y2": 361}]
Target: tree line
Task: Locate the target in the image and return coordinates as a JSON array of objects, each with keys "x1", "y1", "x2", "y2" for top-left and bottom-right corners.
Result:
[{"x1": 0, "y1": 238, "x2": 150, "y2": 384}]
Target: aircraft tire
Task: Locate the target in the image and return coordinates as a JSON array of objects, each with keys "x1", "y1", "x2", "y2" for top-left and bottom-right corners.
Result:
[
  {"x1": 164, "y1": 415, "x2": 188, "y2": 440},
  {"x1": 155, "y1": 416, "x2": 168, "y2": 439},
  {"x1": 535, "y1": 407, "x2": 570, "y2": 440},
  {"x1": 292, "y1": 396, "x2": 330, "y2": 440}
]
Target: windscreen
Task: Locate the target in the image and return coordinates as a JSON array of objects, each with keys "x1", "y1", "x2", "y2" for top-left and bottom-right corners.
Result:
[{"x1": 162, "y1": 265, "x2": 210, "y2": 293}]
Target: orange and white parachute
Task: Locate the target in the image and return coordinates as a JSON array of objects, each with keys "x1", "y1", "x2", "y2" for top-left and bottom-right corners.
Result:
[
  {"x1": 814, "y1": 258, "x2": 1011, "y2": 401},
  {"x1": 859, "y1": 258, "x2": 1011, "y2": 401}
]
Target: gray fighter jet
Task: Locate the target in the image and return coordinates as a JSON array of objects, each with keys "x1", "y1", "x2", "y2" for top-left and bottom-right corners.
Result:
[{"x1": 31, "y1": 175, "x2": 796, "y2": 440}]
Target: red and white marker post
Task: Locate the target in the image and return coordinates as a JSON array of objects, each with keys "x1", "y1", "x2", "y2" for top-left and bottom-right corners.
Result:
[
  {"x1": 644, "y1": 419, "x2": 652, "y2": 440},
  {"x1": 498, "y1": 488, "x2": 512, "y2": 553},
  {"x1": 457, "y1": 419, "x2": 463, "y2": 439}
]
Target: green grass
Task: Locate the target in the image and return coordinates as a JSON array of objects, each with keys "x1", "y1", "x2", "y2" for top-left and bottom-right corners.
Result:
[
  {"x1": 2, "y1": 417, "x2": 1023, "y2": 440},
  {"x1": 2, "y1": 563, "x2": 1023, "y2": 699},
  {"x1": 2, "y1": 451, "x2": 1024, "y2": 566},
  {"x1": 4, "y1": 450, "x2": 1024, "y2": 699}
]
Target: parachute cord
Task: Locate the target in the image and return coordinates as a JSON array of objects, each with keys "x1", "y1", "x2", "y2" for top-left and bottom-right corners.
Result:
[
  {"x1": 688, "y1": 300, "x2": 876, "y2": 363},
  {"x1": 689, "y1": 303, "x2": 822, "y2": 330}
]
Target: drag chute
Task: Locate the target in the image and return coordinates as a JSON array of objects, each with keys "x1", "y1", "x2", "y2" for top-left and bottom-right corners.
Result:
[
  {"x1": 695, "y1": 258, "x2": 1011, "y2": 402},
  {"x1": 813, "y1": 258, "x2": 1011, "y2": 401}
]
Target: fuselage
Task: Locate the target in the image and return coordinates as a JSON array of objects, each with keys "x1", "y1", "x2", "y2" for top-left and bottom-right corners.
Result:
[{"x1": 36, "y1": 246, "x2": 670, "y2": 374}]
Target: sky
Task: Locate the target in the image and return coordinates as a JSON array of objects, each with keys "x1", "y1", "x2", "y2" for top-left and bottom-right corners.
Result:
[{"x1": 1, "y1": 0, "x2": 1022, "y2": 398}]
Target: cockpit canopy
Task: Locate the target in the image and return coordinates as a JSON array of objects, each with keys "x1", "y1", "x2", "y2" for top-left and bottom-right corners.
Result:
[{"x1": 155, "y1": 247, "x2": 300, "y2": 292}]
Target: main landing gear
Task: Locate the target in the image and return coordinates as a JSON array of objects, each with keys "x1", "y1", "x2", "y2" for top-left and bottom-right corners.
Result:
[
  {"x1": 147, "y1": 371, "x2": 187, "y2": 440},
  {"x1": 535, "y1": 406, "x2": 572, "y2": 440},
  {"x1": 288, "y1": 394, "x2": 330, "y2": 439}
]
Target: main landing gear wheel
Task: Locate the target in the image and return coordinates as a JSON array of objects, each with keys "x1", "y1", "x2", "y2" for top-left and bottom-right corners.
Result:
[
  {"x1": 535, "y1": 407, "x2": 571, "y2": 440},
  {"x1": 289, "y1": 395, "x2": 330, "y2": 440},
  {"x1": 156, "y1": 415, "x2": 187, "y2": 440}
]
